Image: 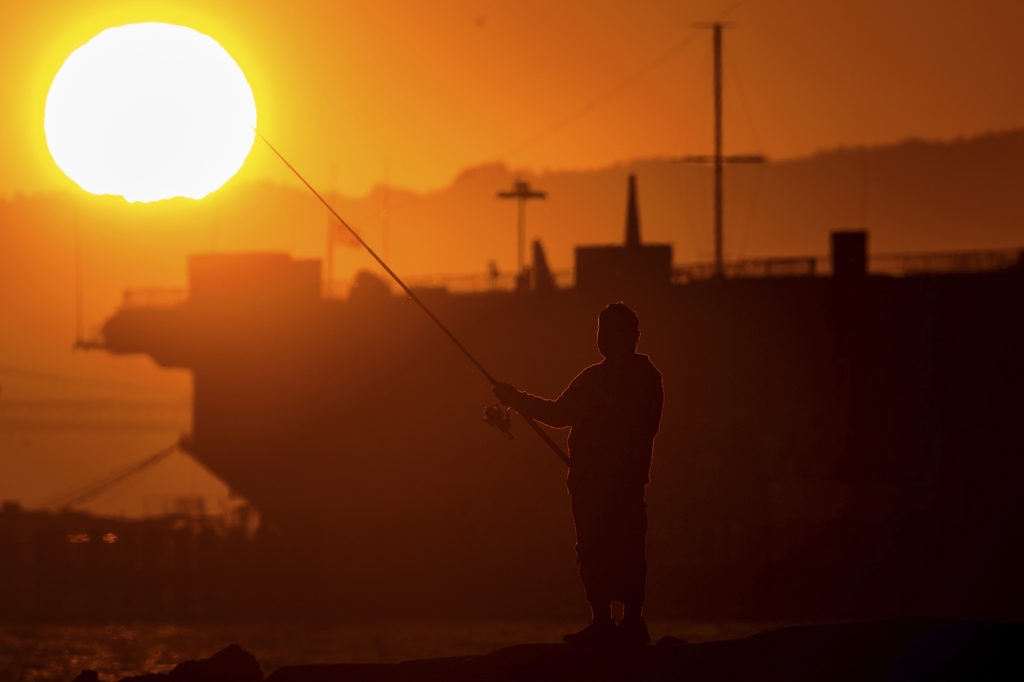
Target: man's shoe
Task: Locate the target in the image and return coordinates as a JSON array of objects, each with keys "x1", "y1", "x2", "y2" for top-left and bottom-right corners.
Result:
[
  {"x1": 563, "y1": 619, "x2": 615, "y2": 645},
  {"x1": 617, "y1": 617, "x2": 651, "y2": 645}
]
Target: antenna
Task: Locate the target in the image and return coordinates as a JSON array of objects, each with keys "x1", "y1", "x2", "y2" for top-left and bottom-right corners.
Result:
[
  {"x1": 497, "y1": 179, "x2": 547, "y2": 281},
  {"x1": 677, "y1": 22, "x2": 765, "y2": 278}
]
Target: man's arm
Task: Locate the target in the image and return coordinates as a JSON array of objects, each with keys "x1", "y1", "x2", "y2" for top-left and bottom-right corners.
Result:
[
  {"x1": 644, "y1": 370, "x2": 664, "y2": 437},
  {"x1": 494, "y1": 375, "x2": 584, "y2": 428}
]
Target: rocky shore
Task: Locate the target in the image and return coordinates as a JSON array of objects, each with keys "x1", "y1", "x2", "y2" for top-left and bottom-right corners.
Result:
[{"x1": 72, "y1": 619, "x2": 1022, "y2": 682}]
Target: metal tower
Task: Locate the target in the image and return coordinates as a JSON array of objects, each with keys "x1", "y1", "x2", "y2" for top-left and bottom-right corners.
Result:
[{"x1": 681, "y1": 23, "x2": 765, "y2": 278}]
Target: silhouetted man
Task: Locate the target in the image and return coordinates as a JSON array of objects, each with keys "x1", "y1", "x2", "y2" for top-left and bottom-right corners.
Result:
[{"x1": 495, "y1": 302, "x2": 663, "y2": 645}]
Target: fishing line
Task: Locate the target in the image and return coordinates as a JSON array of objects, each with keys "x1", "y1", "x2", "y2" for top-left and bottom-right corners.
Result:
[{"x1": 254, "y1": 130, "x2": 569, "y2": 466}]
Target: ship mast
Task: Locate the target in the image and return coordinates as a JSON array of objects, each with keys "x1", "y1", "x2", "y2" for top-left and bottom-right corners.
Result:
[{"x1": 680, "y1": 23, "x2": 764, "y2": 278}]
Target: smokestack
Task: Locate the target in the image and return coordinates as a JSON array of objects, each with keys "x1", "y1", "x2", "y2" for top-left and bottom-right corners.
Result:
[
  {"x1": 625, "y1": 174, "x2": 641, "y2": 248},
  {"x1": 531, "y1": 240, "x2": 556, "y2": 294}
]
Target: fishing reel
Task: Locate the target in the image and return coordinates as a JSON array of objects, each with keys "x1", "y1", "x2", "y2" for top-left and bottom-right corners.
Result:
[{"x1": 483, "y1": 403, "x2": 514, "y2": 439}]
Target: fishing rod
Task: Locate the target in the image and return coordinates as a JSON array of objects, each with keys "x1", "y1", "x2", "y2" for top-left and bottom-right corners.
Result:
[{"x1": 254, "y1": 130, "x2": 569, "y2": 466}]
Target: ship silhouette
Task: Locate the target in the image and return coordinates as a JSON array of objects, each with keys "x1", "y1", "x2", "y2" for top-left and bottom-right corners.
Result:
[{"x1": 92, "y1": 175, "x2": 1024, "y2": 619}]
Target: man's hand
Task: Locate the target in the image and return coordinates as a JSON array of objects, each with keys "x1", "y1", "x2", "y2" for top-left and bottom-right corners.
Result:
[{"x1": 493, "y1": 382, "x2": 520, "y2": 408}]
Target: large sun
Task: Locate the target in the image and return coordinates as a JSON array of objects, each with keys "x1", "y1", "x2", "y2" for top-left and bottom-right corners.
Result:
[{"x1": 45, "y1": 23, "x2": 257, "y2": 203}]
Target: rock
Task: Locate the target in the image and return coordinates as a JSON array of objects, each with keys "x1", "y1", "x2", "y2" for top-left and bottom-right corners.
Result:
[
  {"x1": 119, "y1": 644, "x2": 262, "y2": 682},
  {"x1": 264, "y1": 620, "x2": 1024, "y2": 682},
  {"x1": 168, "y1": 644, "x2": 262, "y2": 682},
  {"x1": 655, "y1": 635, "x2": 688, "y2": 647},
  {"x1": 102, "y1": 620, "x2": 1024, "y2": 682}
]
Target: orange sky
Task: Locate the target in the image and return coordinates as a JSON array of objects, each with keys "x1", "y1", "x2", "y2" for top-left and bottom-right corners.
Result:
[
  {"x1": 3, "y1": 0, "x2": 1023, "y2": 199},
  {"x1": 2, "y1": 0, "x2": 1023, "y2": 516}
]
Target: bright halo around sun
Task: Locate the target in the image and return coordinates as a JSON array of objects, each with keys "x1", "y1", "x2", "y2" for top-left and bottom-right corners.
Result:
[{"x1": 44, "y1": 23, "x2": 257, "y2": 203}]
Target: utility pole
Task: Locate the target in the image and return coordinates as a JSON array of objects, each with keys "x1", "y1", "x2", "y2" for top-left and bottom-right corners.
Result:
[
  {"x1": 497, "y1": 179, "x2": 547, "y2": 277},
  {"x1": 679, "y1": 23, "x2": 765, "y2": 278}
]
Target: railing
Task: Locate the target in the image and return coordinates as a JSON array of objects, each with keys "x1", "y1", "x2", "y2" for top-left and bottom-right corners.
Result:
[
  {"x1": 402, "y1": 270, "x2": 574, "y2": 293},
  {"x1": 119, "y1": 248, "x2": 1023, "y2": 309},
  {"x1": 673, "y1": 257, "x2": 821, "y2": 283},
  {"x1": 671, "y1": 248, "x2": 1023, "y2": 283},
  {"x1": 869, "y1": 248, "x2": 1023, "y2": 277}
]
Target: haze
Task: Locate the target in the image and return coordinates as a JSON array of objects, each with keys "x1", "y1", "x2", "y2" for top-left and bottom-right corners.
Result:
[{"x1": 1, "y1": 0, "x2": 1023, "y2": 517}]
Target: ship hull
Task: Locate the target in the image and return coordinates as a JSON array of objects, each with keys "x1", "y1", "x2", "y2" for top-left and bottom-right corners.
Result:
[{"x1": 100, "y1": 264, "x2": 1024, "y2": 618}]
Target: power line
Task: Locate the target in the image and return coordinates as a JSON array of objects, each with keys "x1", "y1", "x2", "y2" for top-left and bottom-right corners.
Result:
[
  {"x1": 497, "y1": 0, "x2": 747, "y2": 160},
  {"x1": 47, "y1": 441, "x2": 181, "y2": 510},
  {"x1": 725, "y1": 43, "x2": 762, "y2": 153},
  {"x1": 497, "y1": 32, "x2": 704, "y2": 160},
  {"x1": 382, "y1": 2, "x2": 748, "y2": 225}
]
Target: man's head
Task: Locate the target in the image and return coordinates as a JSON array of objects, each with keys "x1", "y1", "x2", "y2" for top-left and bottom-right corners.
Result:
[{"x1": 597, "y1": 302, "x2": 640, "y2": 360}]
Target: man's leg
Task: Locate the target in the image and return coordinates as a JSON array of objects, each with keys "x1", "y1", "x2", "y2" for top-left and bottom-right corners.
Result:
[
  {"x1": 565, "y1": 485, "x2": 615, "y2": 643},
  {"x1": 590, "y1": 597, "x2": 612, "y2": 624},
  {"x1": 617, "y1": 487, "x2": 650, "y2": 644}
]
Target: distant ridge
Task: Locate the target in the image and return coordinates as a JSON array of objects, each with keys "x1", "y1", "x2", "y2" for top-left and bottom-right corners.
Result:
[
  {"x1": 802, "y1": 128, "x2": 1024, "y2": 159},
  {"x1": 1, "y1": 128, "x2": 1022, "y2": 360}
]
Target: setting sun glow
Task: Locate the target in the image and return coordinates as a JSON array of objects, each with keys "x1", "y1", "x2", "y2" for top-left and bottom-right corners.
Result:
[{"x1": 44, "y1": 23, "x2": 256, "y2": 203}]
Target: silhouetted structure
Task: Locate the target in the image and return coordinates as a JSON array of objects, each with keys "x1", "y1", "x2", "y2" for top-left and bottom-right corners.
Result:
[
  {"x1": 832, "y1": 230, "x2": 868, "y2": 278},
  {"x1": 0, "y1": 500, "x2": 258, "y2": 620},
  {"x1": 90, "y1": 176, "x2": 1024, "y2": 620},
  {"x1": 497, "y1": 179, "x2": 547, "y2": 285},
  {"x1": 575, "y1": 175, "x2": 672, "y2": 292},
  {"x1": 679, "y1": 23, "x2": 765, "y2": 277},
  {"x1": 531, "y1": 240, "x2": 556, "y2": 294}
]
